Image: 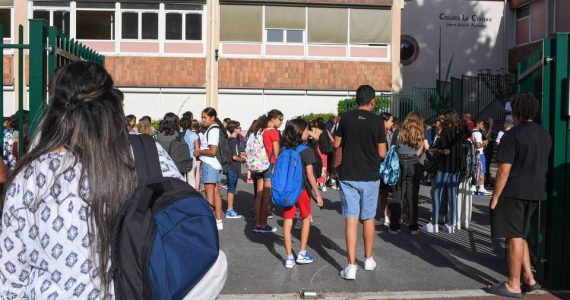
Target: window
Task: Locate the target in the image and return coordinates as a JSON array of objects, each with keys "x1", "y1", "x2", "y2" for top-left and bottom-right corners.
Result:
[
  {"x1": 220, "y1": 5, "x2": 262, "y2": 42},
  {"x1": 308, "y1": 7, "x2": 347, "y2": 44},
  {"x1": 32, "y1": 10, "x2": 70, "y2": 35},
  {"x1": 515, "y1": 5, "x2": 530, "y2": 45},
  {"x1": 350, "y1": 9, "x2": 391, "y2": 44},
  {"x1": 76, "y1": 11, "x2": 114, "y2": 40},
  {"x1": 121, "y1": 11, "x2": 159, "y2": 40},
  {"x1": 0, "y1": 8, "x2": 10, "y2": 38},
  {"x1": 266, "y1": 29, "x2": 303, "y2": 43},
  {"x1": 165, "y1": 12, "x2": 202, "y2": 41},
  {"x1": 516, "y1": 6, "x2": 530, "y2": 20}
]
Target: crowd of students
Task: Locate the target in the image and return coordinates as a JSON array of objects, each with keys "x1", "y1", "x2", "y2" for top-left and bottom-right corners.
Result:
[{"x1": 0, "y1": 61, "x2": 550, "y2": 298}]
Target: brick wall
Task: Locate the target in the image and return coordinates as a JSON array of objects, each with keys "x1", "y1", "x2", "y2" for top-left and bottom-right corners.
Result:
[
  {"x1": 219, "y1": 59, "x2": 392, "y2": 91},
  {"x1": 3, "y1": 56, "x2": 13, "y2": 85},
  {"x1": 508, "y1": 41, "x2": 541, "y2": 73},
  {"x1": 104, "y1": 56, "x2": 207, "y2": 87}
]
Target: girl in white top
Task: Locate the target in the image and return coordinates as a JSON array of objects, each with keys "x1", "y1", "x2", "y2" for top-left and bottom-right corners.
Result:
[{"x1": 0, "y1": 62, "x2": 182, "y2": 299}]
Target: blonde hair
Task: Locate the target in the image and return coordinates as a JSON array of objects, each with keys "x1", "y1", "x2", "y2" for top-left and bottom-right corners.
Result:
[
  {"x1": 399, "y1": 112, "x2": 425, "y2": 148},
  {"x1": 138, "y1": 119, "x2": 153, "y2": 135}
]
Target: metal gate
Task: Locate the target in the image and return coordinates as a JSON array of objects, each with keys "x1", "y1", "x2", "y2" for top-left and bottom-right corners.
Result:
[
  {"x1": 0, "y1": 19, "x2": 104, "y2": 157},
  {"x1": 517, "y1": 33, "x2": 570, "y2": 289}
]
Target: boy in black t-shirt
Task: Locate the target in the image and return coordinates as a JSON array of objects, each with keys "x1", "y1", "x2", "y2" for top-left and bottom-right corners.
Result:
[
  {"x1": 334, "y1": 85, "x2": 387, "y2": 280},
  {"x1": 487, "y1": 93, "x2": 552, "y2": 298}
]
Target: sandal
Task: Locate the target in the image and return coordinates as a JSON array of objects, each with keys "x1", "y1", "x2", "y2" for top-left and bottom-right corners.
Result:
[
  {"x1": 522, "y1": 282, "x2": 541, "y2": 293},
  {"x1": 486, "y1": 282, "x2": 524, "y2": 298}
]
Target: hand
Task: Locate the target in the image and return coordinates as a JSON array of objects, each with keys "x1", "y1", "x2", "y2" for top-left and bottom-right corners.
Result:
[
  {"x1": 316, "y1": 195, "x2": 324, "y2": 208},
  {"x1": 489, "y1": 195, "x2": 499, "y2": 210},
  {"x1": 193, "y1": 149, "x2": 200, "y2": 157}
]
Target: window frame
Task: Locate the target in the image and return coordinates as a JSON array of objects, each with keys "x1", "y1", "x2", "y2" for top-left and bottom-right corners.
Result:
[
  {"x1": 74, "y1": 4, "x2": 116, "y2": 41},
  {"x1": 163, "y1": 9, "x2": 204, "y2": 42},
  {"x1": 264, "y1": 28, "x2": 305, "y2": 44},
  {"x1": 31, "y1": 5, "x2": 71, "y2": 36},
  {"x1": 119, "y1": 6, "x2": 160, "y2": 41}
]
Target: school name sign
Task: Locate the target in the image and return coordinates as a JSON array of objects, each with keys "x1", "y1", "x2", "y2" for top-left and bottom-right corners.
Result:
[{"x1": 439, "y1": 13, "x2": 493, "y2": 28}]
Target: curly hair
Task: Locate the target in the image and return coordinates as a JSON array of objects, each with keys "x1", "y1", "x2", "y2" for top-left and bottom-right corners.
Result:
[
  {"x1": 511, "y1": 92, "x2": 539, "y2": 121},
  {"x1": 399, "y1": 112, "x2": 425, "y2": 148}
]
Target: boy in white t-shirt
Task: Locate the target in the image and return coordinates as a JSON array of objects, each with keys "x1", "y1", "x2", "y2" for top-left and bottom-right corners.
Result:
[
  {"x1": 496, "y1": 120, "x2": 514, "y2": 147},
  {"x1": 472, "y1": 120, "x2": 491, "y2": 196}
]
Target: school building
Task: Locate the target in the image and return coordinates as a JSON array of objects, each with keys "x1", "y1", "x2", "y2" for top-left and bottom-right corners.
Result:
[{"x1": 1, "y1": 0, "x2": 402, "y2": 127}]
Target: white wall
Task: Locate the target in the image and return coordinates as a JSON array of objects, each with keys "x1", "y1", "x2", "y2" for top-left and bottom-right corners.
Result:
[
  {"x1": 122, "y1": 89, "x2": 207, "y2": 121},
  {"x1": 401, "y1": 0, "x2": 506, "y2": 92},
  {"x1": 2, "y1": 91, "x2": 16, "y2": 117}
]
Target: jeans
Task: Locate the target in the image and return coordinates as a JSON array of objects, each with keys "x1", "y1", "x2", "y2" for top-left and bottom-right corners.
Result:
[
  {"x1": 431, "y1": 171, "x2": 459, "y2": 226},
  {"x1": 390, "y1": 155, "x2": 421, "y2": 231},
  {"x1": 227, "y1": 170, "x2": 239, "y2": 194}
]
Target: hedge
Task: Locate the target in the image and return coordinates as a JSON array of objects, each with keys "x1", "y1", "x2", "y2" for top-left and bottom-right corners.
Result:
[
  {"x1": 337, "y1": 95, "x2": 391, "y2": 115},
  {"x1": 294, "y1": 113, "x2": 337, "y2": 125}
]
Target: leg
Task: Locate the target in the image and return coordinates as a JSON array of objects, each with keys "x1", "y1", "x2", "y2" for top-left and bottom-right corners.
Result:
[
  {"x1": 345, "y1": 217, "x2": 359, "y2": 264},
  {"x1": 227, "y1": 193, "x2": 235, "y2": 211},
  {"x1": 389, "y1": 184, "x2": 403, "y2": 230},
  {"x1": 254, "y1": 178, "x2": 264, "y2": 226},
  {"x1": 260, "y1": 179, "x2": 272, "y2": 226},
  {"x1": 283, "y1": 218, "x2": 293, "y2": 256},
  {"x1": 409, "y1": 160, "x2": 421, "y2": 230},
  {"x1": 363, "y1": 219, "x2": 375, "y2": 258},
  {"x1": 522, "y1": 240, "x2": 537, "y2": 286},
  {"x1": 226, "y1": 171, "x2": 238, "y2": 211},
  {"x1": 299, "y1": 216, "x2": 311, "y2": 251},
  {"x1": 431, "y1": 171, "x2": 446, "y2": 226},
  {"x1": 214, "y1": 184, "x2": 223, "y2": 220},
  {"x1": 447, "y1": 173, "x2": 459, "y2": 227},
  {"x1": 204, "y1": 183, "x2": 215, "y2": 206},
  {"x1": 506, "y1": 238, "x2": 524, "y2": 293},
  {"x1": 361, "y1": 180, "x2": 380, "y2": 257}
]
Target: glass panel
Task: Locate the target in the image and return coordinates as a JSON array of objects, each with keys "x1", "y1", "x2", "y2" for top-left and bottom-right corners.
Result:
[
  {"x1": 286, "y1": 30, "x2": 303, "y2": 43},
  {"x1": 0, "y1": 1, "x2": 13, "y2": 6},
  {"x1": 53, "y1": 11, "x2": 70, "y2": 34},
  {"x1": 122, "y1": 12, "x2": 138, "y2": 39},
  {"x1": 185, "y1": 14, "x2": 202, "y2": 40},
  {"x1": 166, "y1": 13, "x2": 182, "y2": 40},
  {"x1": 76, "y1": 2, "x2": 115, "y2": 9},
  {"x1": 165, "y1": 4, "x2": 202, "y2": 11},
  {"x1": 350, "y1": 9, "x2": 391, "y2": 44},
  {"x1": 267, "y1": 29, "x2": 283, "y2": 42},
  {"x1": 308, "y1": 7, "x2": 347, "y2": 44},
  {"x1": 517, "y1": 6, "x2": 530, "y2": 20},
  {"x1": 141, "y1": 13, "x2": 158, "y2": 39},
  {"x1": 265, "y1": 6, "x2": 305, "y2": 29},
  {"x1": 77, "y1": 11, "x2": 114, "y2": 40},
  {"x1": 220, "y1": 5, "x2": 262, "y2": 42},
  {"x1": 33, "y1": 10, "x2": 50, "y2": 25},
  {"x1": 0, "y1": 9, "x2": 10, "y2": 37},
  {"x1": 122, "y1": 3, "x2": 159, "y2": 10},
  {"x1": 33, "y1": 1, "x2": 69, "y2": 7}
]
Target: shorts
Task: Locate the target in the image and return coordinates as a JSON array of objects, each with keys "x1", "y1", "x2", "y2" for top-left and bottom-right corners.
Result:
[
  {"x1": 283, "y1": 189, "x2": 312, "y2": 219},
  {"x1": 201, "y1": 162, "x2": 222, "y2": 184},
  {"x1": 491, "y1": 196, "x2": 539, "y2": 239},
  {"x1": 479, "y1": 153, "x2": 486, "y2": 174},
  {"x1": 254, "y1": 163, "x2": 274, "y2": 181},
  {"x1": 339, "y1": 180, "x2": 380, "y2": 220},
  {"x1": 227, "y1": 170, "x2": 239, "y2": 194}
]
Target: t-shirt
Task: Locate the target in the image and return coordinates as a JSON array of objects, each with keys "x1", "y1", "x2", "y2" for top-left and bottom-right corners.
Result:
[
  {"x1": 495, "y1": 122, "x2": 552, "y2": 201},
  {"x1": 201, "y1": 125, "x2": 222, "y2": 170},
  {"x1": 227, "y1": 137, "x2": 242, "y2": 173},
  {"x1": 262, "y1": 128, "x2": 280, "y2": 164},
  {"x1": 335, "y1": 109, "x2": 386, "y2": 181},
  {"x1": 184, "y1": 129, "x2": 199, "y2": 159},
  {"x1": 496, "y1": 131, "x2": 505, "y2": 144},
  {"x1": 298, "y1": 146, "x2": 317, "y2": 190},
  {"x1": 472, "y1": 130, "x2": 484, "y2": 152},
  {"x1": 505, "y1": 101, "x2": 513, "y2": 122}
]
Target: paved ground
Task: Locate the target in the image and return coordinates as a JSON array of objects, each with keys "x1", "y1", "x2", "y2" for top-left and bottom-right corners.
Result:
[{"x1": 217, "y1": 176, "x2": 511, "y2": 297}]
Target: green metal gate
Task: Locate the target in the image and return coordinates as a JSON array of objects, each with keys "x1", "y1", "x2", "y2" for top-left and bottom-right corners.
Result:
[
  {"x1": 517, "y1": 33, "x2": 570, "y2": 290},
  {"x1": 0, "y1": 19, "x2": 104, "y2": 157}
]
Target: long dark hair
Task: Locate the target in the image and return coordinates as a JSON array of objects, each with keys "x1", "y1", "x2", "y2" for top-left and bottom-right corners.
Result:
[
  {"x1": 254, "y1": 109, "x2": 283, "y2": 132},
  {"x1": 441, "y1": 110, "x2": 466, "y2": 140},
  {"x1": 159, "y1": 112, "x2": 180, "y2": 135},
  {"x1": 180, "y1": 116, "x2": 191, "y2": 132},
  {"x1": 2, "y1": 61, "x2": 136, "y2": 295},
  {"x1": 282, "y1": 118, "x2": 308, "y2": 149},
  {"x1": 313, "y1": 117, "x2": 326, "y2": 131},
  {"x1": 202, "y1": 107, "x2": 225, "y2": 130}
]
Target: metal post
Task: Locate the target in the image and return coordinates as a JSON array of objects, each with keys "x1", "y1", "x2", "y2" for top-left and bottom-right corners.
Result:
[
  {"x1": 48, "y1": 26, "x2": 57, "y2": 84},
  {"x1": 17, "y1": 25, "x2": 24, "y2": 157},
  {"x1": 28, "y1": 19, "x2": 47, "y2": 142},
  {"x1": 0, "y1": 24, "x2": 4, "y2": 154}
]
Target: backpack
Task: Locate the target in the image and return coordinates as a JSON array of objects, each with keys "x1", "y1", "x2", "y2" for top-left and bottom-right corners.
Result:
[
  {"x1": 271, "y1": 144, "x2": 308, "y2": 207},
  {"x1": 245, "y1": 130, "x2": 271, "y2": 173},
  {"x1": 112, "y1": 134, "x2": 227, "y2": 300},
  {"x1": 157, "y1": 132, "x2": 193, "y2": 174},
  {"x1": 460, "y1": 139, "x2": 477, "y2": 178},
  {"x1": 206, "y1": 125, "x2": 232, "y2": 173},
  {"x1": 380, "y1": 144, "x2": 400, "y2": 186},
  {"x1": 318, "y1": 132, "x2": 334, "y2": 154},
  {"x1": 308, "y1": 142, "x2": 323, "y2": 179}
]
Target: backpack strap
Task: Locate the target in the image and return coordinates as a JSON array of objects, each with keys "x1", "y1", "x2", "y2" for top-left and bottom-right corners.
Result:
[{"x1": 129, "y1": 134, "x2": 162, "y2": 185}]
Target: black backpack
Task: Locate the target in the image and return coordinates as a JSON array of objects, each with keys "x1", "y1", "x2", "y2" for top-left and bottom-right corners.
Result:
[
  {"x1": 318, "y1": 132, "x2": 334, "y2": 154},
  {"x1": 157, "y1": 132, "x2": 193, "y2": 174},
  {"x1": 206, "y1": 125, "x2": 232, "y2": 173},
  {"x1": 308, "y1": 142, "x2": 323, "y2": 178},
  {"x1": 459, "y1": 139, "x2": 476, "y2": 178},
  {"x1": 112, "y1": 135, "x2": 221, "y2": 299}
]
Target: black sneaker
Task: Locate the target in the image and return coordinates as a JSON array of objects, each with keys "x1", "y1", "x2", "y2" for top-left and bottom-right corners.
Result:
[{"x1": 253, "y1": 225, "x2": 277, "y2": 233}]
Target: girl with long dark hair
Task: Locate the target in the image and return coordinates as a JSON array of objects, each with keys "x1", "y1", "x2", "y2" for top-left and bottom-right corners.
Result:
[
  {"x1": 311, "y1": 118, "x2": 333, "y2": 191},
  {"x1": 0, "y1": 61, "x2": 182, "y2": 298},
  {"x1": 194, "y1": 107, "x2": 225, "y2": 230},
  {"x1": 252, "y1": 109, "x2": 283, "y2": 233}
]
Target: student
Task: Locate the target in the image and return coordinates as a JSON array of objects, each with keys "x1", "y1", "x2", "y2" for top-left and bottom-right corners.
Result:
[
  {"x1": 377, "y1": 112, "x2": 394, "y2": 226},
  {"x1": 126, "y1": 114, "x2": 137, "y2": 134},
  {"x1": 225, "y1": 120, "x2": 244, "y2": 219},
  {"x1": 472, "y1": 119, "x2": 491, "y2": 196},
  {"x1": 495, "y1": 120, "x2": 513, "y2": 148},
  {"x1": 334, "y1": 85, "x2": 387, "y2": 280},
  {"x1": 138, "y1": 118, "x2": 154, "y2": 136},
  {"x1": 281, "y1": 119, "x2": 324, "y2": 268},
  {"x1": 156, "y1": 112, "x2": 181, "y2": 151},
  {"x1": 389, "y1": 112, "x2": 425, "y2": 235},
  {"x1": 0, "y1": 61, "x2": 183, "y2": 298},
  {"x1": 194, "y1": 107, "x2": 225, "y2": 230},
  {"x1": 487, "y1": 93, "x2": 551, "y2": 298},
  {"x1": 312, "y1": 118, "x2": 333, "y2": 191},
  {"x1": 183, "y1": 118, "x2": 201, "y2": 190},
  {"x1": 251, "y1": 110, "x2": 283, "y2": 233}
]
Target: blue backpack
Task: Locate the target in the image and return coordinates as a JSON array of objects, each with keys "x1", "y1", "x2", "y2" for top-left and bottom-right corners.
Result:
[
  {"x1": 112, "y1": 135, "x2": 226, "y2": 300},
  {"x1": 272, "y1": 144, "x2": 308, "y2": 207},
  {"x1": 380, "y1": 144, "x2": 400, "y2": 186}
]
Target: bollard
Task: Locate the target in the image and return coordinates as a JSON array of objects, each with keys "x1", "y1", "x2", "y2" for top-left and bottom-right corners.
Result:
[{"x1": 300, "y1": 289, "x2": 321, "y2": 299}]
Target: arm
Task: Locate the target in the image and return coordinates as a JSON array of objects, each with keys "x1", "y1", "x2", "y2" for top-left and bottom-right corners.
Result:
[
  {"x1": 0, "y1": 160, "x2": 8, "y2": 184},
  {"x1": 327, "y1": 131, "x2": 334, "y2": 143},
  {"x1": 333, "y1": 136, "x2": 342, "y2": 149},
  {"x1": 416, "y1": 144, "x2": 425, "y2": 158},
  {"x1": 490, "y1": 163, "x2": 512, "y2": 209},
  {"x1": 306, "y1": 164, "x2": 323, "y2": 207},
  {"x1": 272, "y1": 141, "x2": 280, "y2": 159},
  {"x1": 196, "y1": 145, "x2": 218, "y2": 157},
  {"x1": 378, "y1": 143, "x2": 387, "y2": 159}
]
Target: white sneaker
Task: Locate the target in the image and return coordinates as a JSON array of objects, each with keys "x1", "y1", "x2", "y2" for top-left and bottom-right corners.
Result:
[
  {"x1": 216, "y1": 219, "x2": 223, "y2": 231},
  {"x1": 340, "y1": 264, "x2": 357, "y2": 280},
  {"x1": 383, "y1": 218, "x2": 390, "y2": 227},
  {"x1": 364, "y1": 257, "x2": 376, "y2": 271},
  {"x1": 479, "y1": 188, "x2": 492, "y2": 196},
  {"x1": 444, "y1": 224, "x2": 455, "y2": 234},
  {"x1": 322, "y1": 186, "x2": 327, "y2": 192},
  {"x1": 285, "y1": 256, "x2": 296, "y2": 269},
  {"x1": 421, "y1": 223, "x2": 434, "y2": 233}
]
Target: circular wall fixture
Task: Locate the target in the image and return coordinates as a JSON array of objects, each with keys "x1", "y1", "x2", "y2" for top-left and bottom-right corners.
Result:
[{"x1": 401, "y1": 35, "x2": 419, "y2": 65}]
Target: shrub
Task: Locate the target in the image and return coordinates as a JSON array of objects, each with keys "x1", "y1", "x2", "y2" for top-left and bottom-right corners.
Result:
[
  {"x1": 337, "y1": 95, "x2": 392, "y2": 115},
  {"x1": 294, "y1": 113, "x2": 337, "y2": 125}
]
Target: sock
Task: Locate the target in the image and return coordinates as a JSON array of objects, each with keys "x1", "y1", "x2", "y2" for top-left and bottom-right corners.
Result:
[
  {"x1": 299, "y1": 250, "x2": 307, "y2": 256},
  {"x1": 287, "y1": 254, "x2": 294, "y2": 260}
]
